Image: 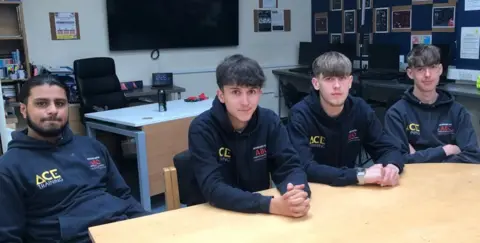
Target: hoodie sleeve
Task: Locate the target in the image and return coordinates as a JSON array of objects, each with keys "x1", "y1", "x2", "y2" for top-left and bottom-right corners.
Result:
[
  {"x1": 189, "y1": 123, "x2": 272, "y2": 214},
  {"x1": 267, "y1": 115, "x2": 311, "y2": 197},
  {"x1": 0, "y1": 172, "x2": 25, "y2": 243},
  {"x1": 287, "y1": 111, "x2": 358, "y2": 186},
  {"x1": 95, "y1": 141, "x2": 148, "y2": 218},
  {"x1": 384, "y1": 107, "x2": 447, "y2": 163},
  {"x1": 362, "y1": 106, "x2": 405, "y2": 172},
  {"x1": 443, "y1": 107, "x2": 480, "y2": 163}
]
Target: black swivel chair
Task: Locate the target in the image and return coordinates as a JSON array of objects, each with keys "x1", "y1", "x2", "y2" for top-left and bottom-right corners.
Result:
[
  {"x1": 73, "y1": 57, "x2": 128, "y2": 120},
  {"x1": 164, "y1": 150, "x2": 206, "y2": 210},
  {"x1": 279, "y1": 81, "x2": 308, "y2": 124}
]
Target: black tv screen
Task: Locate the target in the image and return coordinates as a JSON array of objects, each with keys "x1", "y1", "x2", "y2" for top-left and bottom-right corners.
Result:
[{"x1": 106, "y1": 0, "x2": 239, "y2": 51}]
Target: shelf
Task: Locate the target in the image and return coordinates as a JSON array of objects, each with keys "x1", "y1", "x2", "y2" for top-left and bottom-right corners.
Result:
[
  {"x1": 0, "y1": 36, "x2": 22, "y2": 40},
  {"x1": 0, "y1": 1, "x2": 21, "y2": 5},
  {"x1": 1, "y1": 78, "x2": 26, "y2": 83}
]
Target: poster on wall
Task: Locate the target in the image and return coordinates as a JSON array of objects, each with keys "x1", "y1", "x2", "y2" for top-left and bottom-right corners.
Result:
[
  {"x1": 49, "y1": 12, "x2": 80, "y2": 40},
  {"x1": 465, "y1": 0, "x2": 480, "y2": 11},
  {"x1": 375, "y1": 8, "x2": 389, "y2": 33},
  {"x1": 330, "y1": 33, "x2": 343, "y2": 44},
  {"x1": 460, "y1": 27, "x2": 480, "y2": 59},
  {"x1": 257, "y1": 10, "x2": 272, "y2": 32},
  {"x1": 271, "y1": 9, "x2": 284, "y2": 31},
  {"x1": 392, "y1": 10, "x2": 411, "y2": 30},
  {"x1": 357, "y1": 0, "x2": 372, "y2": 9},
  {"x1": 331, "y1": 0, "x2": 343, "y2": 11},
  {"x1": 411, "y1": 34, "x2": 432, "y2": 49},
  {"x1": 344, "y1": 10, "x2": 356, "y2": 34},
  {"x1": 314, "y1": 13, "x2": 328, "y2": 34},
  {"x1": 432, "y1": 6, "x2": 455, "y2": 28}
]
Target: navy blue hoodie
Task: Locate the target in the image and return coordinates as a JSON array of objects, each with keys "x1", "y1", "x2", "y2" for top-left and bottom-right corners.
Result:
[
  {"x1": 0, "y1": 128, "x2": 147, "y2": 243},
  {"x1": 287, "y1": 90, "x2": 405, "y2": 186},
  {"x1": 188, "y1": 97, "x2": 311, "y2": 214},
  {"x1": 385, "y1": 88, "x2": 480, "y2": 163}
]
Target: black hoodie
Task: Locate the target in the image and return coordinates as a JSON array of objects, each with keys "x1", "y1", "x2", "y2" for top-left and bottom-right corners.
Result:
[
  {"x1": 0, "y1": 128, "x2": 147, "y2": 243},
  {"x1": 287, "y1": 90, "x2": 405, "y2": 186},
  {"x1": 188, "y1": 97, "x2": 311, "y2": 214},
  {"x1": 385, "y1": 87, "x2": 480, "y2": 163}
]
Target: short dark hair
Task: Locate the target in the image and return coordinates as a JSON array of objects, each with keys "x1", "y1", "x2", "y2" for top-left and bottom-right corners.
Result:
[
  {"x1": 18, "y1": 75, "x2": 69, "y2": 104},
  {"x1": 216, "y1": 54, "x2": 265, "y2": 89},
  {"x1": 312, "y1": 51, "x2": 352, "y2": 78},
  {"x1": 407, "y1": 44, "x2": 441, "y2": 68}
]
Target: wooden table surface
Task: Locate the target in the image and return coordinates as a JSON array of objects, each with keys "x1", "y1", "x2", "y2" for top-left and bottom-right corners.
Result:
[{"x1": 89, "y1": 163, "x2": 480, "y2": 243}]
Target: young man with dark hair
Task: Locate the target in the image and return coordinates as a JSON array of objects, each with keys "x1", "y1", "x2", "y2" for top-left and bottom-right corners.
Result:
[
  {"x1": 287, "y1": 51, "x2": 405, "y2": 187},
  {"x1": 0, "y1": 75, "x2": 147, "y2": 243},
  {"x1": 189, "y1": 54, "x2": 311, "y2": 218},
  {"x1": 384, "y1": 44, "x2": 480, "y2": 163}
]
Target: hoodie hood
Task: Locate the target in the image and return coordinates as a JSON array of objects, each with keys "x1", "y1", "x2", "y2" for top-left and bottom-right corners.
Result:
[
  {"x1": 402, "y1": 87, "x2": 454, "y2": 108},
  {"x1": 304, "y1": 89, "x2": 354, "y2": 126},
  {"x1": 8, "y1": 127, "x2": 74, "y2": 150},
  {"x1": 210, "y1": 96, "x2": 260, "y2": 136}
]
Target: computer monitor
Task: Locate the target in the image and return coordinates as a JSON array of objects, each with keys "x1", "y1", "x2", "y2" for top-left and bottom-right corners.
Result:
[
  {"x1": 298, "y1": 42, "x2": 315, "y2": 66},
  {"x1": 298, "y1": 42, "x2": 328, "y2": 66},
  {"x1": 368, "y1": 44, "x2": 400, "y2": 70},
  {"x1": 329, "y1": 43, "x2": 357, "y2": 62}
]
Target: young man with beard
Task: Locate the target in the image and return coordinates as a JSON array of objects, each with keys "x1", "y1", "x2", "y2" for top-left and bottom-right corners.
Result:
[
  {"x1": 0, "y1": 75, "x2": 147, "y2": 243},
  {"x1": 189, "y1": 54, "x2": 311, "y2": 218},
  {"x1": 384, "y1": 44, "x2": 480, "y2": 163},
  {"x1": 287, "y1": 51, "x2": 405, "y2": 187}
]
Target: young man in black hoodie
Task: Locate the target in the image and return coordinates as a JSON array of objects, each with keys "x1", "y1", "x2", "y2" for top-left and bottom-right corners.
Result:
[
  {"x1": 287, "y1": 51, "x2": 405, "y2": 187},
  {"x1": 189, "y1": 54, "x2": 311, "y2": 218},
  {"x1": 385, "y1": 44, "x2": 480, "y2": 163},
  {"x1": 0, "y1": 75, "x2": 147, "y2": 243}
]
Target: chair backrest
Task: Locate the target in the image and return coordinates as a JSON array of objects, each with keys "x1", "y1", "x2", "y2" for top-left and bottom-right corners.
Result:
[
  {"x1": 173, "y1": 150, "x2": 205, "y2": 206},
  {"x1": 280, "y1": 82, "x2": 308, "y2": 109},
  {"x1": 73, "y1": 57, "x2": 128, "y2": 115}
]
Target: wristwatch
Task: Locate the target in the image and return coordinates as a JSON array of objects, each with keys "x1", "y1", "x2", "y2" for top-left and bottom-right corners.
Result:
[{"x1": 356, "y1": 167, "x2": 366, "y2": 185}]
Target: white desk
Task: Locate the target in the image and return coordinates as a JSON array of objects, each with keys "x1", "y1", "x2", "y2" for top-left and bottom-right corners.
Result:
[{"x1": 84, "y1": 99, "x2": 212, "y2": 211}]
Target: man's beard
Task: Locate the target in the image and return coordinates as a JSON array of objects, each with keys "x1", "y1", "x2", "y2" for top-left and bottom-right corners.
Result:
[{"x1": 26, "y1": 115, "x2": 67, "y2": 138}]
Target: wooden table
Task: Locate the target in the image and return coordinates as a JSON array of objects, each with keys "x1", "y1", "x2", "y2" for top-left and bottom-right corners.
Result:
[{"x1": 89, "y1": 163, "x2": 480, "y2": 243}]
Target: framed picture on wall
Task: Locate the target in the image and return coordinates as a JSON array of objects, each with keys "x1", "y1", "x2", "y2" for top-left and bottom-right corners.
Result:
[
  {"x1": 330, "y1": 33, "x2": 343, "y2": 44},
  {"x1": 357, "y1": 0, "x2": 372, "y2": 10},
  {"x1": 392, "y1": 10, "x2": 411, "y2": 31},
  {"x1": 314, "y1": 13, "x2": 328, "y2": 34},
  {"x1": 343, "y1": 10, "x2": 356, "y2": 34},
  {"x1": 331, "y1": 0, "x2": 343, "y2": 11},
  {"x1": 432, "y1": 6, "x2": 455, "y2": 29},
  {"x1": 374, "y1": 7, "x2": 389, "y2": 33}
]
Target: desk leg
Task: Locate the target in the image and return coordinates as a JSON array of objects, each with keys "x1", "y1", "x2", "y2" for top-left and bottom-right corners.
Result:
[
  {"x1": 277, "y1": 81, "x2": 282, "y2": 117},
  {"x1": 135, "y1": 131, "x2": 152, "y2": 212},
  {"x1": 86, "y1": 123, "x2": 96, "y2": 138}
]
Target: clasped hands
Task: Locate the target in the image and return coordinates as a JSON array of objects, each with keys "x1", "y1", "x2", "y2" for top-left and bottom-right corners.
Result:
[
  {"x1": 269, "y1": 183, "x2": 310, "y2": 218},
  {"x1": 364, "y1": 163, "x2": 400, "y2": 187}
]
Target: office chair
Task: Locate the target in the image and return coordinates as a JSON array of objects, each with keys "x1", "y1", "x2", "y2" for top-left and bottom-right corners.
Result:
[
  {"x1": 278, "y1": 81, "x2": 308, "y2": 124},
  {"x1": 163, "y1": 150, "x2": 206, "y2": 211},
  {"x1": 73, "y1": 57, "x2": 128, "y2": 120}
]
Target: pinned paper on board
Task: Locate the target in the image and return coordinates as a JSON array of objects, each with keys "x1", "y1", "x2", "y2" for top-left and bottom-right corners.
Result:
[
  {"x1": 465, "y1": 0, "x2": 480, "y2": 11},
  {"x1": 411, "y1": 34, "x2": 432, "y2": 49},
  {"x1": 460, "y1": 27, "x2": 480, "y2": 60}
]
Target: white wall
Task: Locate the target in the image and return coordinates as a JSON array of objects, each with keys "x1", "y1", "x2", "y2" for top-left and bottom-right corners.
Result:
[{"x1": 22, "y1": 0, "x2": 311, "y2": 113}]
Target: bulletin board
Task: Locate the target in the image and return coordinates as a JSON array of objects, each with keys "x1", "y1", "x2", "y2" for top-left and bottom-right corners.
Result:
[
  {"x1": 455, "y1": 0, "x2": 480, "y2": 70},
  {"x1": 312, "y1": 0, "x2": 458, "y2": 58}
]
